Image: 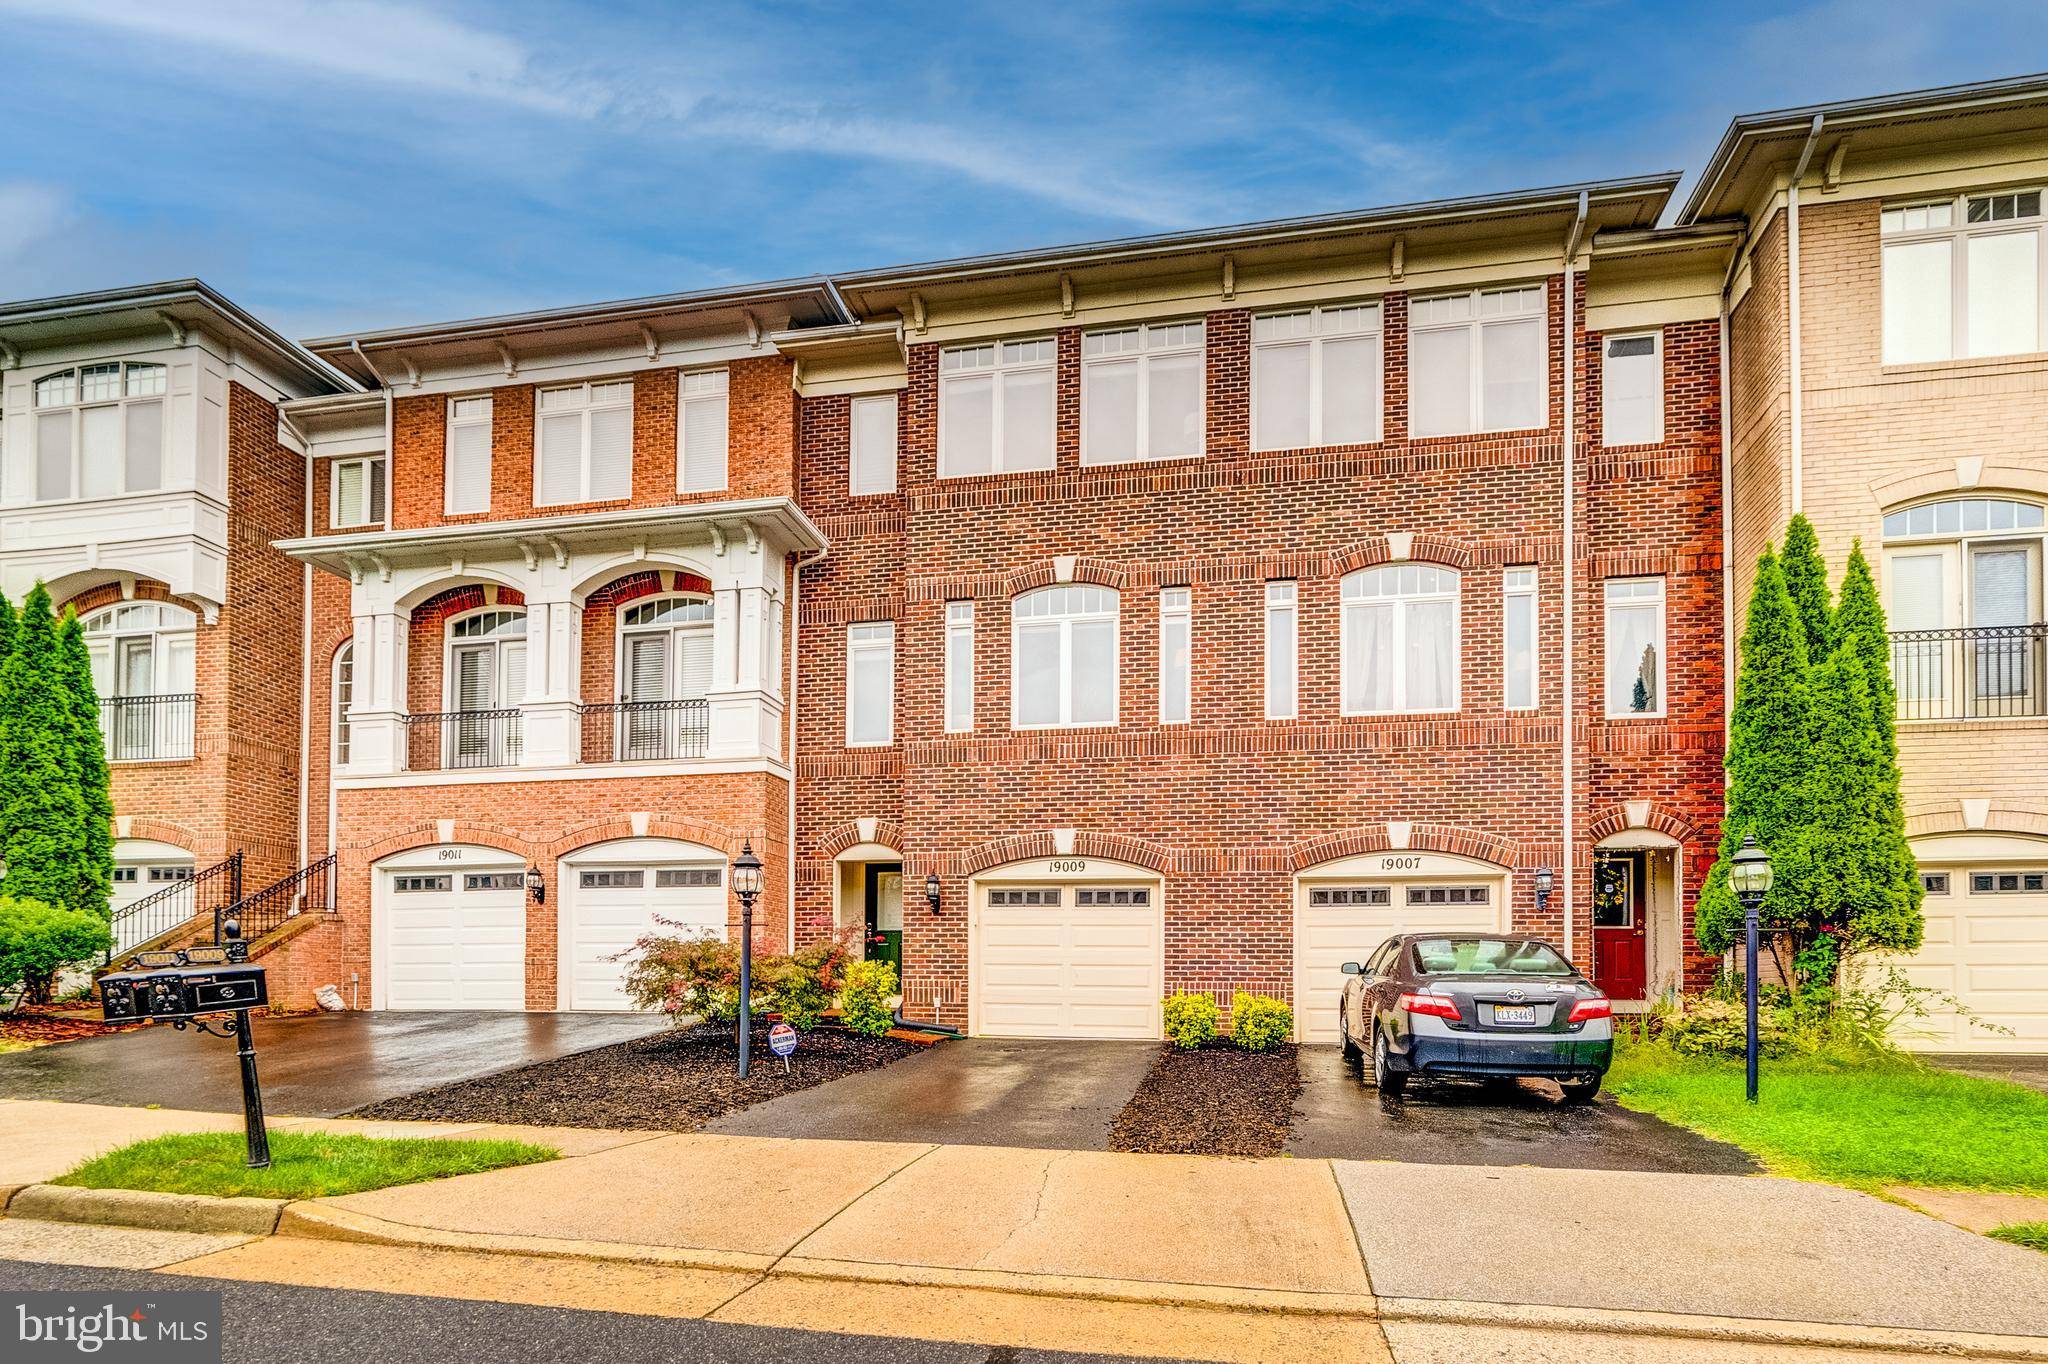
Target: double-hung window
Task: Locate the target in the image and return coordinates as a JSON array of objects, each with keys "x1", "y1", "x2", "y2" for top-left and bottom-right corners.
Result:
[
  {"x1": 1604, "y1": 578, "x2": 1665, "y2": 717},
  {"x1": 31, "y1": 362, "x2": 167, "y2": 503},
  {"x1": 1081, "y1": 321, "x2": 1204, "y2": 464},
  {"x1": 678, "y1": 369, "x2": 729, "y2": 492},
  {"x1": 846, "y1": 622, "x2": 895, "y2": 746},
  {"x1": 939, "y1": 339, "x2": 1055, "y2": 476},
  {"x1": 851, "y1": 394, "x2": 899, "y2": 495},
  {"x1": 1341, "y1": 564, "x2": 1460, "y2": 714},
  {"x1": 1159, "y1": 587, "x2": 1191, "y2": 724},
  {"x1": 1503, "y1": 568, "x2": 1537, "y2": 711},
  {"x1": 445, "y1": 396, "x2": 492, "y2": 514},
  {"x1": 1601, "y1": 333, "x2": 1663, "y2": 446},
  {"x1": 1251, "y1": 304, "x2": 1382, "y2": 450},
  {"x1": 536, "y1": 380, "x2": 633, "y2": 505},
  {"x1": 1012, "y1": 585, "x2": 1118, "y2": 728},
  {"x1": 944, "y1": 601, "x2": 974, "y2": 732},
  {"x1": 1264, "y1": 581, "x2": 1297, "y2": 719},
  {"x1": 331, "y1": 456, "x2": 386, "y2": 528},
  {"x1": 1881, "y1": 191, "x2": 2047, "y2": 364},
  {"x1": 1409, "y1": 285, "x2": 1546, "y2": 437}
]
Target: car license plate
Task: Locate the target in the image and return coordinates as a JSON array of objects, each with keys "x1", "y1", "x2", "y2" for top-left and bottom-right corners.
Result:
[{"x1": 1493, "y1": 1004, "x2": 1536, "y2": 1025}]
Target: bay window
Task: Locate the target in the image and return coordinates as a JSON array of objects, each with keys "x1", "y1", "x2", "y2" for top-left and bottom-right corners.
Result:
[
  {"x1": 1881, "y1": 191, "x2": 2047, "y2": 364},
  {"x1": 1081, "y1": 321, "x2": 1204, "y2": 464},
  {"x1": 1251, "y1": 304, "x2": 1381, "y2": 450},
  {"x1": 1409, "y1": 285, "x2": 1546, "y2": 437},
  {"x1": 1604, "y1": 578, "x2": 1665, "y2": 717},
  {"x1": 939, "y1": 339, "x2": 1055, "y2": 476},
  {"x1": 1342, "y1": 564, "x2": 1460, "y2": 714},
  {"x1": 679, "y1": 369, "x2": 729, "y2": 493},
  {"x1": 445, "y1": 396, "x2": 492, "y2": 515},
  {"x1": 1012, "y1": 585, "x2": 1118, "y2": 728},
  {"x1": 846, "y1": 622, "x2": 895, "y2": 746},
  {"x1": 536, "y1": 380, "x2": 633, "y2": 505},
  {"x1": 32, "y1": 362, "x2": 166, "y2": 503}
]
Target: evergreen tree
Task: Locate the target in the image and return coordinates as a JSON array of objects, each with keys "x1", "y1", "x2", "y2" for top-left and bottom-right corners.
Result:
[
  {"x1": 0, "y1": 592, "x2": 15, "y2": 672},
  {"x1": 1833, "y1": 542, "x2": 1898, "y2": 762},
  {"x1": 55, "y1": 609, "x2": 114, "y2": 921},
  {"x1": 0, "y1": 586, "x2": 89, "y2": 912},
  {"x1": 1780, "y1": 513, "x2": 1833, "y2": 664},
  {"x1": 1695, "y1": 549, "x2": 1814, "y2": 954}
]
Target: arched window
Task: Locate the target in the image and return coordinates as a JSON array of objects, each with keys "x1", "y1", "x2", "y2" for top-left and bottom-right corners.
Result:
[
  {"x1": 32, "y1": 362, "x2": 167, "y2": 503},
  {"x1": 1012, "y1": 585, "x2": 1119, "y2": 728},
  {"x1": 446, "y1": 609, "x2": 527, "y2": 712},
  {"x1": 333, "y1": 642, "x2": 355, "y2": 768},
  {"x1": 1884, "y1": 496, "x2": 2045, "y2": 719},
  {"x1": 617, "y1": 596, "x2": 714, "y2": 703},
  {"x1": 83, "y1": 601, "x2": 196, "y2": 760},
  {"x1": 1342, "y1": 564, "x2": 1461, "y2": 714}
]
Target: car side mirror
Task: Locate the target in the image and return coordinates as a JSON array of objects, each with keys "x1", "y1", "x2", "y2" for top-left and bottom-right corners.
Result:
[{"x1": 1341, "y1": 961, "x2": 1362, "y2": 975}]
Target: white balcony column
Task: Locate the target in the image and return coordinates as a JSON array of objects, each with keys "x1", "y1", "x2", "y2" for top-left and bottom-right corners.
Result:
[
  {"x1": 346, "y1": 606, "x2": 409, "y2": 776},
  {"x1": 517, "y1": 595, "x2": 583, "y2": 768},
  {"x1": 704, "y1": 580, "x2": 785, "y2": 760}
]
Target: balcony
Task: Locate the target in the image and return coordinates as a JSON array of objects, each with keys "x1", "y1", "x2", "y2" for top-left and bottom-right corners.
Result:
[
  {"x1": 580, "y1": 698, "x2": 712, "y2": 763},
  {"x1": 403, "y1": 707, "x2": 523, "y2": 771},
  {"x1": 1890, "y1": 623, "x2": 2048, "y2": 721},
  {"x1": 99, "y1": 693, "x2": 196, "y2": 762}
]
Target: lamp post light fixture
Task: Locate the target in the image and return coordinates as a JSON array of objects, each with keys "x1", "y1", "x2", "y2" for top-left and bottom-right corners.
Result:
[
  {"x1": 1729, "y1": 831, "x2": 1774, "y2": 1104},
  {"x1": 1533, "y1": 865, "x2": 1555, "y2": 913},
  {"x1": 925, "y1": 871, "x2": 942, "y2": 915},
  {"x1": 731, "y1": 839, "x2": 765, "y2": 1079}
]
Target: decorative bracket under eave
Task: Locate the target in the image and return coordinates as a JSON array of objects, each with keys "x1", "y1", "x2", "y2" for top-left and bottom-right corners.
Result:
[
  {"x1": 496, "y1": 340, "x2": 518, "y2": 377},
  {"x1": 1220, "y1": 256, "x2": 1236, "y2": 302},
  {"x1": 155, "y1": 311, "x2": 188, "y2": 347},
  {"x1": 1390, "y1": 236, "x2": 1405, "y2": 284},
  {"x1": 908, "y1": 293, "x2": 928, "y2": 335},
  {"x1": 1059, "y1": 274, "x2": 1075, "y2": 319}
]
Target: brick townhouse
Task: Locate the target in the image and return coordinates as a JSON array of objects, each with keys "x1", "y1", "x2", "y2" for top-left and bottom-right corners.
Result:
[{"x1": 0, "y1": 73, "x2": 2039, "y2": 1049}]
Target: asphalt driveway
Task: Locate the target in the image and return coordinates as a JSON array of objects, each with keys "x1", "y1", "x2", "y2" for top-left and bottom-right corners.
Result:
[
  {"x1": 1934, "y1": 1053, "x2": 2048, "y2": 1094},
  {"x1": 0, "y1": 1011, "x2": 666, "y2": 1117}
]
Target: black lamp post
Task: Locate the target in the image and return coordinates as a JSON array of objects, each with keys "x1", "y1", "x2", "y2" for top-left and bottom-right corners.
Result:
[
  {"x1": 731, "y1": 839, "x2": 764, "y2": 1079},
  {"x1": 1730, "y1": 832, "x2": 1774, "y2": 1104}
]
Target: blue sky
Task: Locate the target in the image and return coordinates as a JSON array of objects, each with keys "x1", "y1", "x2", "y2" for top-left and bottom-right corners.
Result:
[{"x1": 1, "y1": 0, "x2": 2045, "y2": 339}]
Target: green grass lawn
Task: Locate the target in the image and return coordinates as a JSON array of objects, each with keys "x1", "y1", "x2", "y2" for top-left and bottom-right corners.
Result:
[
  {"x1": 1991, "y1": 1223, "x2": 2048, "y2": 1253},
  {"x1": 55, "y1": 1130, "x2": 557, "y2": 1200},
  {"x1": 1606, "y1": 1041, "x2": 2048, "y2": 1194}
]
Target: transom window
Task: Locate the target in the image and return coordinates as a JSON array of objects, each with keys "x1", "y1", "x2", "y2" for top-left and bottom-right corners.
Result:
[
  {"x1": 536, "y1": 380, "x2": 633, "y2": 505},
  {"x1": 1884, "y1": 497, "x2": 2045, "y2": 539},
  {"x1": 1405, "y1": 885, "x2": 1490, "y2": 905},
  {"x1": 939, "y1": 338, "x2": 1056, "y2": 476},
  {"x1": 1341, "y1": 564, "x2": 1460, "y2": 714},
  {"x1": 656, "y1": 868, "x2": 722, "y2": 888},
  {"x1": 1970, "y1": 870, "x2": 2047, "y2": 894},
  {"x1": 1409, "y1": 285, "x2": 1546, "y2": 437},
  {"x1": 465, "y1": 872, "x2": 524, "y2": 891},
  {"x1": 1012, "y1": 585, "x2": 1119, "y2": 728},
  {"x1": 1881, "y1": 190, "x2": 2048, "y2": 363},
  {"x1": 1075, "y1": 888, "x2": 1151, "y2": 906},
  {"x1": 1883, "y1": 498, "x2": 2044, "y2": 636},
  {"x1": 1081, "y1": 321, "x2": 1204, "y2": 465},
  {"x1": 393, "y1": 875, "x2": 451, "y2": 893},
  {"x1": 580, "y1": 869, "x2": 645, "y2": 889},
  {"x1": 1251, "y1": 304, "x2": 1382, "y2": 451},
  {"x1": 31, "y1": 362, "x2": 167, "y2": 503}
]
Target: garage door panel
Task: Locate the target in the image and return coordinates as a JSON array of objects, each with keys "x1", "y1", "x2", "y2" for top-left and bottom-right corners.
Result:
[
  {"x1": 975, "y1": 893, "x2": 1160, "y2": 1040},
  {"x1": 565, "y1": 864, "x2": 723, "y2": 1010},
  {"x1": 1294, "y1": 884, "x2": 1500, "y2": 1045},
  {"x1": 1895, "y1": 867, "x2": 2048, "y2": 1053},
  {"x1": 383, "y1": 866, "x2": 525, "y2": 1011}
]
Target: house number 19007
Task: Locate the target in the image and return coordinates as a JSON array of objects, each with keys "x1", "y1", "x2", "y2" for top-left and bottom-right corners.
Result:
[{"x1": 1379, "y1": 856, "x2": 1422, "y2": 871}]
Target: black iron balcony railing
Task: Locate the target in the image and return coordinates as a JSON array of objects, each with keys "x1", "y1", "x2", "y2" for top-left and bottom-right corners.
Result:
[
  {"x1": 404, "y1": 707, "x2": 522, "y2": 770},
  {"x1": 219, "y1": 853, "x2": 336, "y2": 943},
  {"x1": 1890, "y1": 623, "x2": 2048, "y2": 721},
  {"x1": 107, "y1": 851, "x2": 243, "y2": 963},
  {"x1": 580, "y1": 697, "x2": 712, "y2": 763},
  {"x1": 98, "y1": 693, "x2": 197, "y2": 762}
]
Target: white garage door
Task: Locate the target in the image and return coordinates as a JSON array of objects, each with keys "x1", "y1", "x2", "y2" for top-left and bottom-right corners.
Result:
[
  {"x1": 1896, "y1": 864, "x2": 2048, "y2": 1053},
  {"x1": 1295, "y1": 873, "x2": 1503, "y2": 1044},
  {"x1": 382, "y1": 866, "x2": 526, "y2": 1011},
  {"x1": 975, "y1": 883, "x2": 1160, "y2": 1039},
  {"x1": 566, "y1": 863, "x2": 725, "y2": 1011}
]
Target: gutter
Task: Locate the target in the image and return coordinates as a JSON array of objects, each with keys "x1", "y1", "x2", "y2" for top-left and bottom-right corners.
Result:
[
  {"x1": 1786, "y1": 115, "x2": 1825, "y2": 516},
  {"x1": 1559, "y1": 191, "x2": 1588, "y2": 967}
]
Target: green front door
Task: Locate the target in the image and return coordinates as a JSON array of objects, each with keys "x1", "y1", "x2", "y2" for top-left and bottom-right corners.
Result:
[{"x1": 864, "y1": 864, "x2": 903, "y2": 973}]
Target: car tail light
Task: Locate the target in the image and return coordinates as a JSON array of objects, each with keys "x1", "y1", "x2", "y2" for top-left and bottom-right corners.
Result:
[
  {"x1": 1398, "y1": 991, "x2": 1462, "y2": 1021},
  {"x1": 1569, "y1": 997, "x2": 1612, "y2": 1024}
]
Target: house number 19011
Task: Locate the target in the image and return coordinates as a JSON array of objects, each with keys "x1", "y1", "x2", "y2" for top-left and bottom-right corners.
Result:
[{"x1": 1050, "y1": 859, "x2": 1087, "y2": 873}]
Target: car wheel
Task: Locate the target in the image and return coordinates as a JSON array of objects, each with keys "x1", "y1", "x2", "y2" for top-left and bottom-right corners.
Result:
[
  {"x1": 1339, "y1": 1009, "x2": 1361, "y2": 1059},
  {"x1": 1372, "y1": 1028, "x2": 1407, "y2": 1096},
  {"x1": 1559, "y1": 1076, "x2": 1601, "y2": 1105}
]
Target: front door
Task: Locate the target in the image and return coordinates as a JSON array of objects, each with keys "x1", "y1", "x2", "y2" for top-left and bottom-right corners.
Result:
[
  {"x1": 1592, "y1": 853, "x2": 1648, "y2": 1001},
  {"x1": 864, "y1": 864, "x2": 903, "y2": 973}
]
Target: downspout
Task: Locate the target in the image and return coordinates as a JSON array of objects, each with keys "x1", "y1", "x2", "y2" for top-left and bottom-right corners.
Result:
[
  {"x1": 788, "y1": 543, "x2": 829, "y2": 952},
  {"x1": 1787, "y1": 114, "x2": 1825, "y2": 516},
  {"x1": 1560, "y1": 191, "x2": 1588, "y2": 966},
  {"x1": 1720, "y1": 232, "x2": 1744, "y2": 722},
  {"x1": 352, "y1": 340, "x2": 395, "y2": 531},
  {"x1": 280, "y1": 405, "x2": 315, "y2": 872}
]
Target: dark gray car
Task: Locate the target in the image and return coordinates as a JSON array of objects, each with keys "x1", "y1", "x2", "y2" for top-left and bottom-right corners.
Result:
[{"x1": 1338, "y1": 932, "x2": 1613, "y2": 1102}]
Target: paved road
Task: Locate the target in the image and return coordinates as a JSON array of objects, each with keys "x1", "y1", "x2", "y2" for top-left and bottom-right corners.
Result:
[
  {"x1": 1935, "y1": 1053, "x2": 2048, "y2": 1095},
  {"x1": 0, "y1": 1261, "x2": 1171, "y2": 1364},
  {"x1": 1287, "y1": 1044, "x2": 1755, "y2": 1172},
  {"x1": 0, "y1": 1012, "x2": 665, "y2": 1116}
]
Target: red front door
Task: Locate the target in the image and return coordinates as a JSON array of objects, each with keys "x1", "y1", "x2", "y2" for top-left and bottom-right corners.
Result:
[{"x1": 1592, "y1": 853, "x2": 1647, "y2": 1001}]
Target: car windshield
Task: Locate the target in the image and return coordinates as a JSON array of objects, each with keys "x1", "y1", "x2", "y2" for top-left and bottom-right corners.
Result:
[{"x1": 1410, "y1": 937, "x2": 1572, "y2": 977}]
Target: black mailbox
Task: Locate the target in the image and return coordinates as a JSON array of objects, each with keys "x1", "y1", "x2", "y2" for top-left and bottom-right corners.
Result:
[{"x1": 101, "y1": 963, "x2": 268, "y2": 1022}]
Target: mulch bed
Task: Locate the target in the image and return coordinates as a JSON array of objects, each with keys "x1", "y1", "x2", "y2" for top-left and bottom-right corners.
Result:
[
  {"x1": 345, "y1": 1021, "x2": 919, "y2": 1131},
  {"x1": 0, "y1": 1008, "x2": 150, "y2": 1047},
  {"x1": 1110, "y1": 1043, "x2": 1301, "y2": 1157}
]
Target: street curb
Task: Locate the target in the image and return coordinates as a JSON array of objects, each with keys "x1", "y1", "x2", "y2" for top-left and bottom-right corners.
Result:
[
  {"x1": 1377, "y1": 1296, "x2": 2048, "y2": 1360},
  {"x1": 6, "y1": 1184, "x2": 285, "y2": 1238}
]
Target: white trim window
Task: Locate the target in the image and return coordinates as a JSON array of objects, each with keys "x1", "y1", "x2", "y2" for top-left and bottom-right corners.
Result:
[
  {"x1": 1081, "y1": 321, "x2": 1204, "y2": 465},
  {"x1": 944, "y1": 601, "x2": 974, "y2": 733},
  {"x1": 31, "y1": 362, "x2": 167, "y2": 503},
  {"x1": 1159, "y1": 586, "x2": 1191, "y2": 724},
  {"x1": 679, "y1": 369, "x2": 729, "y2": 493},
  {"x1": 445, "y1": 396, "x2": 492, "y2": 515},
  {"x1": 1600, "y1": 332, "x2": 1663, "y2": 446},
  {"x1": 1251, "y1": 304, "x2": 1382, "y2": 451},
  {"x1": 536, "y1": 380, "x2": 633, "y2": 505},
  {"x1": 1265, "y1": 581, "x2": 1297, "y2": 719},
  {"x1": 84, "y1": 601, "x2": 197, "y2": 761},
  {"x1": 1881, "y1": 190, "x2": 2047, "y2": 364},
  {"x1": 850, "y1": 393, "x2": 899, "y2": 496},
  {"x1": 331, "y1": 456, "x2": 386, "y2": 528},
  {"x1": 333, "y1": 641, "x2": 355, "y2": 768},
  {"x1": 618, "y1": 596, "x2": 715, "y2": 703},
  {"x1": 846, "y1": 622, "x2": 895, "y2": 747},
  {"x1": 939, "y1": 338, "x2": 1056, "y2": 476},
  {"x1": 1409, "y1": 285, "x2": 1547, "y2": 437},
  {"x1": 1502, "y1": 567, "x2": 1538, "y2": 711},
  {"x1": 1341, "y1": 564, "x2": 1461, "y2": 714},
  {"x1": 1604, "y1": 578, "x2": 1666, "y2": 718},
  {"x1": 1012, "y1": 585, "x2": 1118, "y2": 728}
]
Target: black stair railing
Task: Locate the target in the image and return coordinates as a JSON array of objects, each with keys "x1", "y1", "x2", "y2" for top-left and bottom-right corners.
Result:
[
  {"x1": 217, "y1": 854, "x2": 337, "y2": 943},
  {"x1": 106, "y1": 851, "x2": 243, "y2": 963}
]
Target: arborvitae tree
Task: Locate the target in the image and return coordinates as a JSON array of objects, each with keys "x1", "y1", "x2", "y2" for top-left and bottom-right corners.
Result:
[
  {"x1": 55, "y1": 609, "x2": 114, "y2": 921},
  {"x1": 1695, "y1": 549, "x2": 1814, "y2": 955},
  {"x1": 0, "y1": 593, "x2": 15, "y2": 672},
  {"x1": 0, "y1": 586, "x2": 90, "y2": 912},
  {"x1": 1780, "y1": 512, "x2": 1834, "y2": 664},
  {"x1": 1833, "y1": 542, "x2": 1898, "y2": 763}
]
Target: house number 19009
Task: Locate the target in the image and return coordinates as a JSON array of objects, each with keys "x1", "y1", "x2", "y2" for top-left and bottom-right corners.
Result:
[{"x1": 1050, "y1": 859, "x2": 1087, "y2": 873}]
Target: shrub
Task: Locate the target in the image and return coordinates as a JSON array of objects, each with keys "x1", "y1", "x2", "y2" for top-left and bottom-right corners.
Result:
[
  {"x1": 618, "y1": 926, "x2": 739, "y2": 1024},
  {"x1": 1663, "y1": 997, "x2": 1794, "y2": 1059},
  {"x1": 0, "y1": 896, "x2": 112, "y2": 1009},
  {"x1": 1230, "y1": 991, "x2": 1293, "y2": 1052},
  {"x1": 840, "y1": 959, "x2": 897, "y2": 1038},
  {"x1": 1160, "y1": 992, "x2": 1218, "y2": 1049},
  {"x1": 760, "y1": 933, "x2": 856, "y2": 1031}
]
